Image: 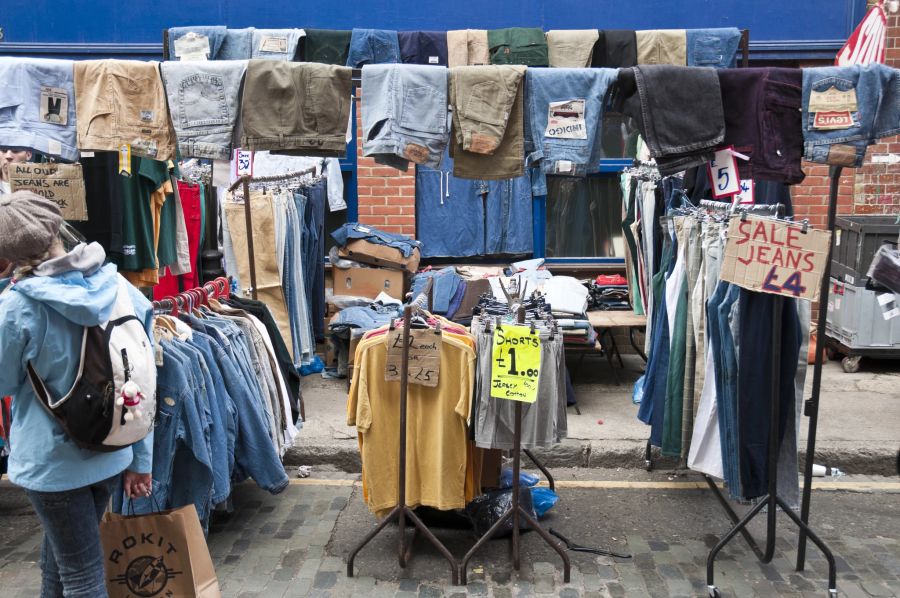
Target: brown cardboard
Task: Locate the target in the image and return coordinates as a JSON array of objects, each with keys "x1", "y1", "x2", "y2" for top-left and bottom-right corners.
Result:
[
  {"x1": 331, "y1": 266, "x2": 404, "y2": 300},
  {"x1": 10, "y1": 162, "x2": 88, "y2": 221},
  {"x1": 338, "y1": 238, "x2": 421, "y2": 273},
  {"x1": 720, "y1": 214, "x2": 832, "y2": 302}
]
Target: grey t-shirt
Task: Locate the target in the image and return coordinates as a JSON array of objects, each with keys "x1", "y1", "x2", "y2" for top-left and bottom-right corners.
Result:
[{"x1": 471, "y1": 318, "x2": 568, "y2": 450}]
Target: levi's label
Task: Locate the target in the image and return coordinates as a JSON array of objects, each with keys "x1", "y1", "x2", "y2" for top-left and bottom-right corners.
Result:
[
  {"x1": 545, "y1": 99, "x2": 587, "y2": 140},
  {"x1": 259, "y1": 35, "x2": 288, "y2": 53},
  {"x1": 808, "y1": 86, "x2": 858, "y2": 113},
  {"x1": 39, "y1": 86, "x2": 68, "y2": 126},
  {"x1": 812, "y1": 111, "x2": 854, "y2": 130},
  {"x1": 428, "y1": 56, "x2": 440, "y2": 64},
  {"x1": 174, "y1": 34, "x2": 211, "y2": 60}
]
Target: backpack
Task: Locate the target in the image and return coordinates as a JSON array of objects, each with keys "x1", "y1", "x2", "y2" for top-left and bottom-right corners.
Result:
[{"x1": 27, "y1": 277, "x2": 157, "y2": 452}]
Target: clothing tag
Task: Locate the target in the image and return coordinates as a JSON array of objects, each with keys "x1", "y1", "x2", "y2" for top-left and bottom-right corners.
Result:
[
  {"x1": 139, "y1": 110, "x2": 155, "y2": 123},
  {"x1": 81, "y1": 151, "x2": 95, "y2": 158},
  {"x1": 234, "y1": 149, "x2": 254, "y2": 177},
  {"x1": 732, "y1": 179, "x2": 755, "y2": 206},
  {"x1": 428, "y1": 56, "x2": 440, "y2": 64},
  {"x1": 835, "y1": 229, "x2": 842, "y2": 246},
  {"x1": 39, "y1": 86, "x2": 68, "y2": 126},
  {"x1": 825, "y1": 144, "x2": 860, "y2": 166},
  {"x1": 808, "y1": 86, "x2": 858, "y2": 113},
  {"x1": 174, "y1": 33, "x2": 211, "y2": 60},
  {"x1": 403, "y1": 143, "x2": 431, "y2": 164},
  {"x1": 555, "y1": 160, "x2": 574, "y2": 174},
  {"x1": 118, "y1": 144, "x2": 132, "y2": 177},
  {"x1": 812, "y1": 110, "x2": 855, "y2": 130},
  {"x1": 47, "y1": 139, "x2": 62, "y2": 156},
  {"x1": 130, "y1": 138, "x2": 158, "y2": 159},
  {"x1": 545, "y1": 99, "x2": 587, "y2": 140},
  {"x1": 707, "y1": 147, "x2": 740, "y2": 198},
  {"x1": 357, "y1": 225, "x2": 371, "y2": 233},
  {"x1": 155, "y1": 344, "x2": 165, "y2": 367},
  {"x1": 259, "y1": 35, "x2": 288, "y2": 53}
]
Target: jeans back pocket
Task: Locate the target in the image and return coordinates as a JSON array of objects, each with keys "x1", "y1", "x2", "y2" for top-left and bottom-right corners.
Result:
[{"x1": 178, "y1": 73, "x2": 229, "y2": 129}]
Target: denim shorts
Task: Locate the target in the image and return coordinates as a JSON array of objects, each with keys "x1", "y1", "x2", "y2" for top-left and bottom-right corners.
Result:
[
  {"x1": 686, "y1": 28, "x2": 741, "y2": 68},
  {"x1": 251, "y1": 29, "x2": 303, "y2": 61},
  {"x1": 160, "y1": 60, "x2": 247, "y2": 160},
  {"x1": 361, "y1": 64, "x2": 449, "y2": 170},
  {"x1": 0, "y1": 57, "x2": 78, "y2": 161},
  {"x1": 525, "y1": 67, "x2": 618, "y2": 194},
  {"x1": 167, "y1": 26, "x2": 226, "y2": 60},
  {"x1": 718, "y1": 67, "x2": 805, "y2": 184},
  {"x1": 802, "y1": 64, "x2": 900, "y2": 167},
  {"x1": 346, "y1": 29, "x2": 401, "y2": 67}
]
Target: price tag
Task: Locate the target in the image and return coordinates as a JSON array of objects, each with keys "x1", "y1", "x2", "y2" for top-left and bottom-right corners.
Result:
[
  {"x1": 384, "y1": 328, "x2": 441, "y2": 387},
  {"x1": 707, "y1": 147, "x2": 740, "y2": 198},
  {"x1": 732, "y1": 179, "x2": 755, "y2": 207},
  {"x1": 118, "y1": 144, "x2": 132, "y2": 177},
  {"x1": 234, "y1": 149, "x2": 254, "y2": 178},
  {"x1": 490, "y1": 325, "x2": 541, "y2": 403}
]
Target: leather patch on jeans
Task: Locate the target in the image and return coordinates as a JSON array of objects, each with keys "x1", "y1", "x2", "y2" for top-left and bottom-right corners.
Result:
[
  {"x1": 468, "y1": 133, "x2": 499, "y2": 155},
  {"x1": 826, "y1": 144, "x2": 859, "y2": 167},
  {"x1": 403, "y1": 143, "x2": 431, "y2": 164}
]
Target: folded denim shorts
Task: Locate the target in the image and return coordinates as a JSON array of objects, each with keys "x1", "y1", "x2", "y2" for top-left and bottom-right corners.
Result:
[
  {"x1": 0, "y1": 57, "x2": 78, "y2": 160},
  {"x1": 240, "y1": 60, "x2": 352, "y2": 158},
  {"x1": 160, "y1": 60, "x2": 247, "y2": 160},
  {"x1": 802, "y1": 64, "x2": 900, "y2": 167},
  {"x1": 361, "y1": 64, "x2": 449, "y2": 170},
  {"x1": 74, "y1": 59, "x2": 176, "y2": 160},
  {"x1": 686, "y1": 28, "x2": 741, "y2": 68}
]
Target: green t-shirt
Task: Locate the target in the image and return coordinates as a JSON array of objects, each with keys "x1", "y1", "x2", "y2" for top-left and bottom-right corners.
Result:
[{"x1": 119, "y1": 157, "x2": 170, "y2": 272}]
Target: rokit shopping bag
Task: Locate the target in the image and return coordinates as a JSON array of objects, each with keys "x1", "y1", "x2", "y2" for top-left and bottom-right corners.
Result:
[{"x1": 100, "y1": 503, "x2": 221, "y2": 598}]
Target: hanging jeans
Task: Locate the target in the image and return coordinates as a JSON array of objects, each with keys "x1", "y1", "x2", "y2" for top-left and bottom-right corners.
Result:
[{"x1": 709, "y1": 281, "x2": 741, "y2": 498}]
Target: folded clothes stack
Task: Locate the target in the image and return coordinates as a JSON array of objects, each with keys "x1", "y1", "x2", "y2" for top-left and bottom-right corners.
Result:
[{"x1": 589, "y1": 274, "x2": 631, "y2": 311}]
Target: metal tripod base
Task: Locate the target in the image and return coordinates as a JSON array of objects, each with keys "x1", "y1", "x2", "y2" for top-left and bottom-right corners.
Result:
[{"x1": 347, "y1": 504, "x2": 459, "y2": 585}]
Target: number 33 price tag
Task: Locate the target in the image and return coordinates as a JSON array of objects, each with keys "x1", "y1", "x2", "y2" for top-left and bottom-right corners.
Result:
[
  {"x1": 707, "y1": 147, "x2": 741, "y2": 198},
  {"x1": 491, "y1": 325, "x2": 542, "y2": 403}
]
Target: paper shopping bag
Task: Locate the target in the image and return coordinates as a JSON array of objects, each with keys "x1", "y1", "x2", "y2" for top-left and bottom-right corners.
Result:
[{"x1": 100, "y1": 503, "x2": 221, "y2": 598}]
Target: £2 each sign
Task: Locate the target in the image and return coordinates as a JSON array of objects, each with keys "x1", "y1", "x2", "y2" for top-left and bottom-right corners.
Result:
[{"x1": 719, "y1": 214, "x2": 832, "y2": 302}]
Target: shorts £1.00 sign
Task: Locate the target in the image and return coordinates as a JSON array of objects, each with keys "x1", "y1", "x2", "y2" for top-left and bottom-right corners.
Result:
[{"x1": 491, "y1": 325, "x2": 541, "y2": 403}]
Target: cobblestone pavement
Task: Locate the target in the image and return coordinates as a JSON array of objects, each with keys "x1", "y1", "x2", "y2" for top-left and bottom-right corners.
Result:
[{"x1": 1, "y1": 470, "x2": 898, "y2": 597}]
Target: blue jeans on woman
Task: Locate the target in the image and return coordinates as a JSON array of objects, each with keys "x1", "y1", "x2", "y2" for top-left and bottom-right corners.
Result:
[{"x1": 26, "y1": 476, "x2": 117, "y2": 598}]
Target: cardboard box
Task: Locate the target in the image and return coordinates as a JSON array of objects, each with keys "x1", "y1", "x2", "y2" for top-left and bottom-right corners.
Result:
[
  {"x1": 338, "y1": 239, "x2": 421, "y2": 273},
  {"x1": 331, "y1": 266, "x2": 404, "y2": 300}
]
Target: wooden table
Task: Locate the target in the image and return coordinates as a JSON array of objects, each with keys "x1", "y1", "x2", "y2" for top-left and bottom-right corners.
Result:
[{"x1": 586, "y1": 310, "x2": 649, "y2": 364}]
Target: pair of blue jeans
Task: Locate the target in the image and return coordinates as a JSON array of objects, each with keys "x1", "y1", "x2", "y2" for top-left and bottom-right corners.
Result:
[
  {"x1": 302, "y1": 182, "x2": 328, "y2": 341},
  {"x1": 347, "y1": 29, "x2": 401, "y2": 67},
  {"x1": 26, "y1": 476, "x2": 117, "y2": 598},
  {"x1": 708, "y1": 281, "x2": 742, "y2": 499}
]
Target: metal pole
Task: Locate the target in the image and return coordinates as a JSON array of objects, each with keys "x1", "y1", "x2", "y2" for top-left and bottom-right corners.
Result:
[
  {"x1": 740, "y1": 29, "x2": 750, "y2": 68},
  {"x1": 797, "y1": 166, "x2": 843, "y2": 570},
  {"x1": 398, "y1": 306, "x2": 412, "y2": 567},
  {"x1": 240, "y1": 176, "x2": 258, "y2": 301}
]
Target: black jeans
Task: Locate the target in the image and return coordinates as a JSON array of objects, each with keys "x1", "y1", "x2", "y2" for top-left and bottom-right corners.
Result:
[{"x1": 25, "y1": 476, "x2": 117, "y2": 598}]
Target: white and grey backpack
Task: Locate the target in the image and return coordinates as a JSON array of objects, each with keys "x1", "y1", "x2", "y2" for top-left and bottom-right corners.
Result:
[{"x1": 27, "y1": 277, "x2": 157, "y2": 452}]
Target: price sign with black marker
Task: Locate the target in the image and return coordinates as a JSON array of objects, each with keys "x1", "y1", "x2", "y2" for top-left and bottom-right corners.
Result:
[
  {"x1": 490, "y1": 325, "x2": 541, "y2": 403},
  {"x1": 384, "y1": 328, "x2": 441, "y2": 387}
]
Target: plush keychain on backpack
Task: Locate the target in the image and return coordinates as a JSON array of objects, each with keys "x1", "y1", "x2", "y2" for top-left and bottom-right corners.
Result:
[{"x1": 116, "y1": 381, "x2": 145, "y2": 425}]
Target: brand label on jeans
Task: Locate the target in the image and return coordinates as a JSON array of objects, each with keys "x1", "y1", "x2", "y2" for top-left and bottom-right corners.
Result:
[
  {"x1": 174, "y1": 34, "x2": 211, "y2": 60},
  {"x1": 808, "y1": 86, "x2": 858, "y2": 113},
  {"x1": 39, "y1": 86, "x2": 68, "y2": 125},
  {"x1": 259, "y1": 35, "x2": 288, "y2": 53},
  {"x1": 812, "y1": 110, "x2": 854, "y2": 130},
  {"x1": 403, "y1": 143, "x2": 431, "y2": 164},
  {"x1": 428, "y1": 56, "x2": 440, "y2": 64},
  {"x1": 545, "y1": 99, "x2": 587, "y2": 140}
]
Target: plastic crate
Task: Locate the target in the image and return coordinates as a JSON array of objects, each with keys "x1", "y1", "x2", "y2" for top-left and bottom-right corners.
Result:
[
  {"x1": 826, "y1": 278, "x2": 900, "y2": 350},
  {"x1": 831, "y1": 215, "x2": 900, "y2": 283}
]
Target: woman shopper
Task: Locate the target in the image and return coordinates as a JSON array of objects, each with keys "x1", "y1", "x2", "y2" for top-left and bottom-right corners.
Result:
[{"x1": 0, "y1": 191, "x2": 154, "y2": 598}]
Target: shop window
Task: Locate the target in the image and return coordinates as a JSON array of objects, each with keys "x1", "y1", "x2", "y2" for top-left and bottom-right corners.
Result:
[{"x1": 544, "y1": 175, "x2": 625, "y2": 259}]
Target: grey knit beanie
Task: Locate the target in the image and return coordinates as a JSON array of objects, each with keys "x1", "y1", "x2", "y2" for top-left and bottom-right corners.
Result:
[{"x1": 0, "y1": 191, "x2": 64, "y2": 261}]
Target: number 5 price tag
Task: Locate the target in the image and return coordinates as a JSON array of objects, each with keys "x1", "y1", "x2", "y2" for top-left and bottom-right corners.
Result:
[
  {"x1": 707, "y1": 147, "x2": 740, "y2": 199},
  {"x1": 234, "y1": 149, "x2": 254, "y2": 178},
  {"x1": 491, "y1": 325, "x2": 542, "y2": 403}
]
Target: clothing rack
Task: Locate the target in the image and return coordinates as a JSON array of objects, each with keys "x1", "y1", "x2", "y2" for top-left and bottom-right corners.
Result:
[
  {"x1": 346, "y1": 304, "x2": 459, "y2": 584},
  {"x1": 460, "y1": 305, "x2": 571, "y2": 585},
  {"x1": 152, "y1": 276, "x2": 230, "y2": 314}
]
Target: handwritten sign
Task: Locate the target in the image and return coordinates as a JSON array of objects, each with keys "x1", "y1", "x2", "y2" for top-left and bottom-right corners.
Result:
[
  {"x1": 384, "y1": 328, "x2": 441, "y2": 387},
  {"x1": 234, "y1": 149, "x2": 253, "y2": 177},
  {"x1": 707, "y1": 147, "x2": 740, "y2": 198},
  {"x1": 720, "y1": 214, "x2": 832, "y2": 302},
  {"x1": 491, "y1": 325, "x2": 541, "y2": 403},
  {"x1": 10, "y1": 162, "x2": 88, "y2": 221}
]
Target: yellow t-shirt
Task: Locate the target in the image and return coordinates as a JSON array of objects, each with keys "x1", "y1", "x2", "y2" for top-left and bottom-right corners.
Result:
[{"x1": 348, "y1": 331, "x2": 476, "y2": 515}]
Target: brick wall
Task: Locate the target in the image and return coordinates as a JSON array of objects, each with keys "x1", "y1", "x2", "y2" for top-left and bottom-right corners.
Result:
[{"x1": 354, "y1": 87, "x2": 417, "y2": 237}]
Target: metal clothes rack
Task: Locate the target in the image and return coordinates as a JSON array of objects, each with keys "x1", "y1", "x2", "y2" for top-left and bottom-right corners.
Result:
[
  {"x1": 459, "y1": 306, "x2": 571, "y2": 585},
  {"x1": 346, "y1": 304, "x2": 459, "y2": 584}
]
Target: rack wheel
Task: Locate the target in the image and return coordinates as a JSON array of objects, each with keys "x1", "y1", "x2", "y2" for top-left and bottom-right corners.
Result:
[
  {"x1": 841, "y1": 355, "x2": 861, "y2": 374},
  {"x1": 644, "y1": 460, "x2": 652, "y2": 472},
  {"x1": 708, "y1": 586, "x2": 721, "y2": 597}
]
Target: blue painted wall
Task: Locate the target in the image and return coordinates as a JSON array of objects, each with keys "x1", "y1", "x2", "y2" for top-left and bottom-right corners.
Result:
[{"x1": 0, "y1": 0, "x2": 866, "y2": 60}]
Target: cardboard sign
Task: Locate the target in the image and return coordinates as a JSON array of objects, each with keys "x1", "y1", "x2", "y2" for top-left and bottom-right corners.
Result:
[
  {"x1": 707, "y1": 147, "x2": 741, "y2": 198},
  {"x1": 385, "y1": 328, "x2": 441, "y2": 387},
  {"x1": 9, "y1": 162, "x2": 88, "y2": 221},
  {"x1": 720, "y1": 214, "x2": 832, "y2": 302},
  {"x1": 490, "y1": 325, "x2": 541, "y2": 403}
]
